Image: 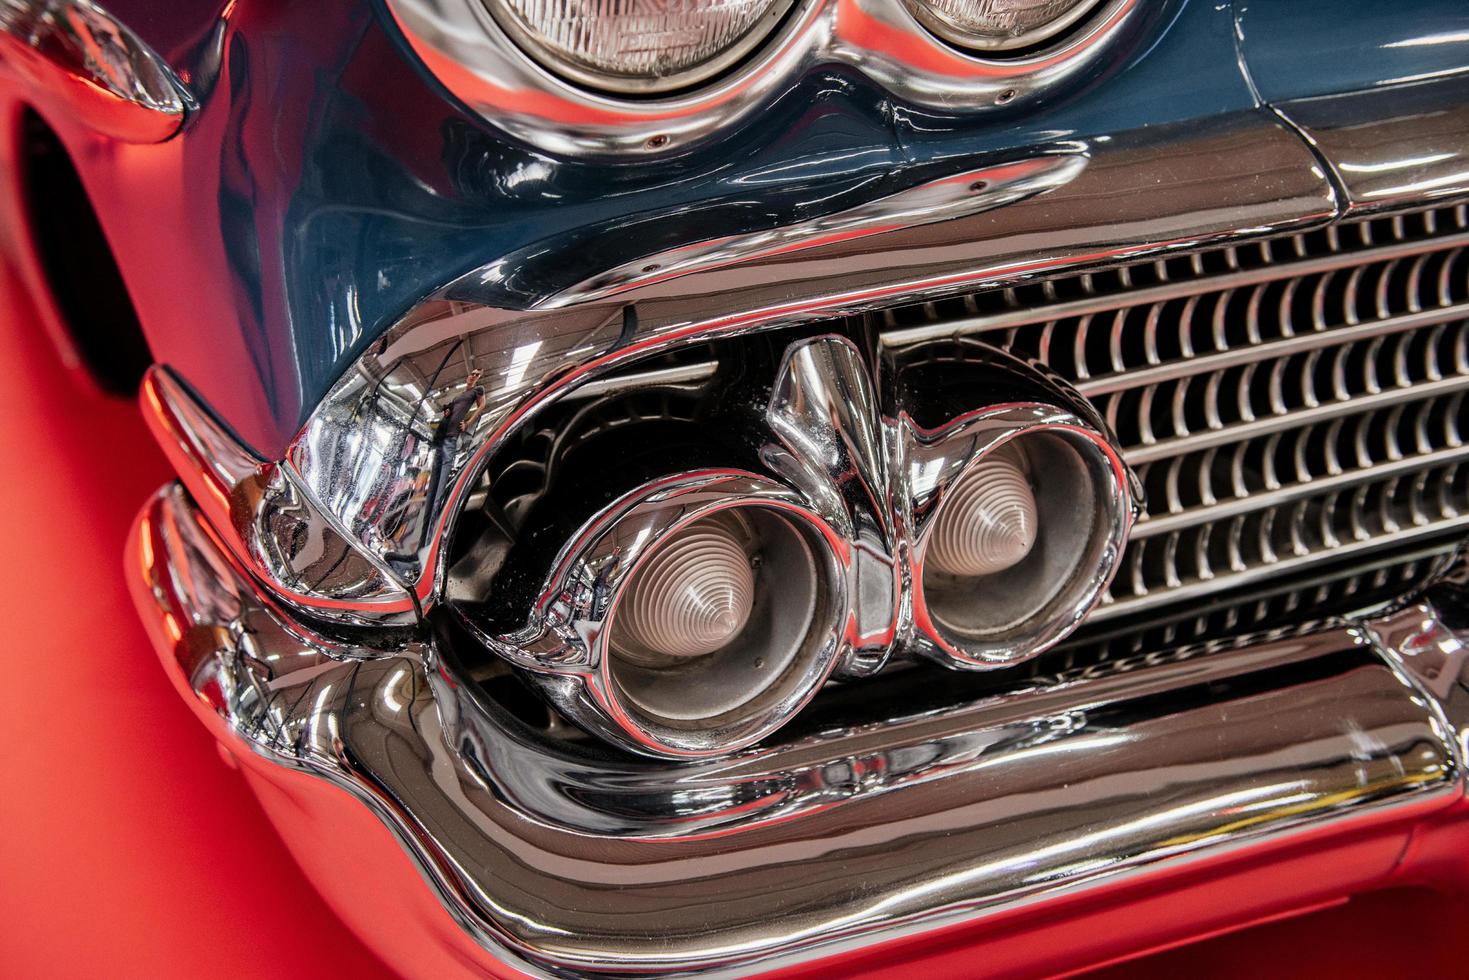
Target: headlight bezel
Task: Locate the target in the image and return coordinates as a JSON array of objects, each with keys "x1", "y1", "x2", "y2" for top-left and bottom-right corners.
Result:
[
  {"x1": 480, "y1": 0, "x2": 801, "y2": 96},
  {"x1": 899, "y1": 0, "x2": 1110, "y2": 55}
]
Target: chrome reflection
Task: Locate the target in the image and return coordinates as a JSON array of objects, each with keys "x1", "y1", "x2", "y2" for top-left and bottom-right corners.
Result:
[
  {"x1": 1282, "y1": 77, "x2": 1469, "y2": 214},
  {"x1": 131, "y1": 484, "x2": 1462, "y2": 977},
  {"x1": 1369, "y1": 550, "x2": 1469, "y2": 768},
  {"x1": 142, "y1": 113, "x2": 1336, "y2": 629},
  {"x1": 273, "y1": 113, "x2": 1327, "y2": 624},
  {"x1": 0, "y1": 0, "x2": 190, "y2": 142},
  {"x1": 544, "y1": 154, "x2": 1088, "y2": 309},
  {"x1": 384, "y1": 0, "x2": 1143, "y2": 156},
  {"x1": 447, "y1": 334, "x2": 1132, "y2": 754},
  {"x1": 456, "y1": 471, "x2": 850, "y2": 757},
  {"x1": 141, "y1": 367, "x2": 418, "y2": 627}
]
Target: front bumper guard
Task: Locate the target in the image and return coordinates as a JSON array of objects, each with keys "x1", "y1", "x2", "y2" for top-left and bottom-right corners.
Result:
[{"x1": 130, "y1": 482, "x2": 1469, "y2": 978}]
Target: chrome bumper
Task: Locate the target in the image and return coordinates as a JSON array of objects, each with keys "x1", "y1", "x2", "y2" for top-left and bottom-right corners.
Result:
[{"x1": 129, "y1": 481, "x2": 1469, "y2": 978}]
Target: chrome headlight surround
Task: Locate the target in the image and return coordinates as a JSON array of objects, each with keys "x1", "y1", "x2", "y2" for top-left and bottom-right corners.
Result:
[
  {"x1": 902, "y1": 408, "x2": 1134, "y2": 668},
  {"x1": 480, "y1": 0, "x2": 800, "y2": 96},
  {"x1": 901, "y1": 0, "x2": 1110, "y2": 54},
  {"x1": 383, "y1": 0, "x2": 1148, "y2": 156},
  {"x1": 460, "y1": 470, "x2": 850, "y2": 757}
]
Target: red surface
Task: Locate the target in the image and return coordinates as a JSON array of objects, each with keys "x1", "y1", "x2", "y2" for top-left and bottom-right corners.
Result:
[
  {"x1": 0, "y1": 265, "x2": 394, "y2": 980},
  {"x1": 2, "y1": 253, "x2": 1468, "y2": 977}
]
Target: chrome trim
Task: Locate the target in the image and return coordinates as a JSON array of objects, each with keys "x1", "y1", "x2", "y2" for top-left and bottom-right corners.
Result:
[
  {"x1": 143, "y1": 82, "x2": 1469, "y2": 637},
  {"x1": 450, "y1": 335, "x2": 1134, "y2": 753},
  {"x1": 130, "y1": 482, "x2": 1464, "y2": 978},
  {"x1": 481, "y1": 0, "x2": 799, "y2": 96},
  {"x1": 1123, "y1": 374, "x2": 1469, "y2": 465},
  {"x1": 875, "y1": 188, "x2": 1469, "y2": 629},
  {"x1": 141, "y1": 367, "x2": 419, "y2": 628},
  {"x1": 1369, "y1": 554, "x2": 1469, "y2": 769},
  {"x1": 0, "y1": 0, "x2": 189, "y2": 142},
  {"x1": 1281, "y1": 77, "x2": 1469, "y2": 216},
  {"x1": 383, "y1": 0, "x2": 1145, "y2": 156},
  {"x1": 1096, "y1": 515, "x2": 1469, "y2": 622},
  {"x1": 543, "y1": 153, "x2": 1088, "y2": 310},
  {"x1": 878, "y1": 224, "x2": 1469, "y2": 351},
  {"x1": 902, "y1": 0, "x2": 1107, "y2": 54},
  {"x1": 461, "y1": 470, "x2": 851, "y2": 757},
  {"x1": 263, "y1": 111, "x2": 1328, "y2": 623}
]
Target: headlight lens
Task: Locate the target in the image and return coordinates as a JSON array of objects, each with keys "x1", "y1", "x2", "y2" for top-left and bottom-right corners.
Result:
[
  {"x1": 902, "y1": 0, "x2": 1105, "y2": 53},
  {"x1": 607, "y1": 507, "x2": 826, "y2": 731},
  {"x1": 484, "y1": 0, "x2": 796, "y2": 94}
]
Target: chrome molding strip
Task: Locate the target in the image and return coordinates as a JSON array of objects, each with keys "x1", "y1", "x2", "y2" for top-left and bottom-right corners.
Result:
[
  {"x1": 277, "y1": 110, "x2": 1332, "y2": 623},
  {"x1": 384, "y1": 0, "x2": 1144, "y2": 156},
  {"x1": 130, "y1": 483, "x2": 1464, "y2": 978},
  {"x1": 1282, "y1": 77, "x2": 1469, "y2": 217},
  {"x1": 0, "y1": 0, "x2": 190, "y2": 142}
]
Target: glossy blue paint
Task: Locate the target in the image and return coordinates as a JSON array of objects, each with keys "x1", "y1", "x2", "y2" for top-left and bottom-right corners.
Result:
[
  {"x1": 81, "y1": 0, "x2": 1451, "y2": 455},
  {"x1": 1236, "y1": 0, "x2": 1469, "y2": 104}
]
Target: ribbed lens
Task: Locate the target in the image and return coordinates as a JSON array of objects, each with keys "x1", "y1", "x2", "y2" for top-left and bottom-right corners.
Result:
[
  {"x1": 927, "y1": 448, "x2": 1037, "y2": 577},
  {"x1": 903, "y1": 0, "x2": 1103, "y2": 52},
  {"x1": 606, "y1": 506, "x2": 828, "y2": 736},
  {"x1": 615, "y1": 516, "x2": 755, "y2": 662},
  {"x1": 488, "y1": 0, "x2": 792, "y2": 93}
]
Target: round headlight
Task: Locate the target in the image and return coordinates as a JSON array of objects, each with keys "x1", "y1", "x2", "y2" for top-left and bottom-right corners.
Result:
[
  {"x1": 915, "y1": 422, "x2": 1130, "y2": 668},
  {"x1": 901, "y1": 0, "x2": 1107, "y2": 53},
  {"x1": 483, "y1": 0, "x2": 797, "y2": 94}
]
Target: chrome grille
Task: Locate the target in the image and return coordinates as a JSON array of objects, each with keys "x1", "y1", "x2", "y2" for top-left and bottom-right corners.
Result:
[{"x1": 878, "y1": 203, "x2": 1469, "y2": 624}]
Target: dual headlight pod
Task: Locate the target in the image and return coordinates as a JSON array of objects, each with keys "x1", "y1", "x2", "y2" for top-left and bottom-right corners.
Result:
[
  {"x1": 462, "y1": 337, "x2": 1134, "y2": 757},
  {"x1": 480, "y1": 0, "x2": 1108, "y2": 96}
]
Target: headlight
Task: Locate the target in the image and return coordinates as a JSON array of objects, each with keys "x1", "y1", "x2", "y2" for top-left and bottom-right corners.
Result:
[
  {"x1": 482, "y1": 0, "x2": 797, "y2": 94},
  {"x1": 901, "y1": 0, "x2": 1106, "y2": 53}
]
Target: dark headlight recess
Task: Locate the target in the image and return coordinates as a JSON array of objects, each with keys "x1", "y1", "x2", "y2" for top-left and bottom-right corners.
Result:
[
  {"x1": 900, "y1": 0, "x2": 1107, "y2": 53},
  {"x1": 481, "y1": 0, "x2": 796, "y2": 95}
]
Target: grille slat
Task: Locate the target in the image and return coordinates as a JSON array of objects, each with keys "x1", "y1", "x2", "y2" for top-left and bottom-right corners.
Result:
[{"x1": 879, "y1": 203, "x2": 1469, "y2": 627}]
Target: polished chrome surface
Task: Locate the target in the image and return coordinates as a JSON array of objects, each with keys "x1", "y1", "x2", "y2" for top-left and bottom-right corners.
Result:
[
  {"x1": 448, "y1": 334, "x2": 1132, "y2": 753},
  {"x1": 542, "y1": 153, "x2": 1087, "y2": 310},
  {"x1": 384, "y1": 0, "x2": 1143, "y2": 155},
  {"x1": 1368, "y1": 549, "x2": 1469, "y2": 770},
  {"x1": 879, "y1": 201, "x2": 1469, "y2": 625},
  {"x1": 881, "y1": 336, "x2": 1138, "y2": 667},
  {"x1": 482, "y1": 0, "x2": 797, "y2": 95},
  {"x1": 1281, "y1": 77, "x2": 1469, "y2": 216},
  {"x1": 266, "y1": 111, "x2": 1329, "y2": 624},
  {"x1": 458, "y1": 470, "x2": 850, "y2": 756},
  {"x1": 141, "y1": 367, "x2": 419, "y2": 628},
  {"x1": 0, "y1": 0, "x2": 188, "y2": 142},
  {"x1": 131, "y1": 482, "x2": 1463, "y2": 977}
]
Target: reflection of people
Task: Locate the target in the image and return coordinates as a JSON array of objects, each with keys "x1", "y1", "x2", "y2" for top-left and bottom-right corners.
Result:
[{"x1": 387, "y1": 369, "x2": 486, "y2": 563}]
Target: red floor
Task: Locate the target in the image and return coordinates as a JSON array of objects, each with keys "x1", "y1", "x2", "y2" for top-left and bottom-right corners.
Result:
[{"x1": 1, "y1": 259, "x2": 1466, "y2": 978}]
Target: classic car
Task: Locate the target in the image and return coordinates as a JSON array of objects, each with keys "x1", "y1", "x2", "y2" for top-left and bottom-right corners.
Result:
[{"x1": 3, "y1": 0, "x2": 1469, "y2": 975}]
